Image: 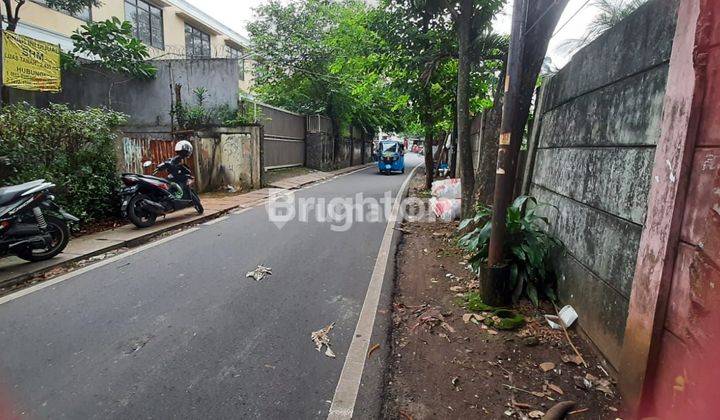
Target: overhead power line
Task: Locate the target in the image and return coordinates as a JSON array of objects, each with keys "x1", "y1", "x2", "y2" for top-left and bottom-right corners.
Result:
[{"x1": 552, "y1": 0, "x2": 593, "y2": 37}]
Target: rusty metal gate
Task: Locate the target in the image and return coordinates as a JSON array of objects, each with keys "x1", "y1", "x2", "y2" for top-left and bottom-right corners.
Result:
[{"x1": 121, "y1": 137, "x2": 196, "y2": 175}]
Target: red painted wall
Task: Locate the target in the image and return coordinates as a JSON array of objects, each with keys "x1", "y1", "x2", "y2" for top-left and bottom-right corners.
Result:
[{"x1": 649, "y1": 1, "x2": 720, "y2": 417}]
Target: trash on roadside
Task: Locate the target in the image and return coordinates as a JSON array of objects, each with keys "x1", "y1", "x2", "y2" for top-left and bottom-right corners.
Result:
[
  {"x1": 539, "y1": 362, "x2": 556, "y2": 372},
  {"x1": 429, "y1": 197, "x2": 462, "y2": 222},
  {"x1": 311, "y1": 323, "x2": 336, "y2": 358},
  {"x1": 246, "y1": 265, "x2": 272, "y2": 281},
  {"x1": 431, "y1": 178, "x2": 461, "y2": 199},
  {"x1": 544, "y1": 305, "x2": 578, "y2": 329},
  {"x1": 583, "y1": 373, "x2": 614, "y2": 396}
]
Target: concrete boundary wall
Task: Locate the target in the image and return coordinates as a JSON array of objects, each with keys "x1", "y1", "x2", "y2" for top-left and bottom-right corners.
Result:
[{"x1": 527, "y1": 0, "x2": 679, "y2": 369}]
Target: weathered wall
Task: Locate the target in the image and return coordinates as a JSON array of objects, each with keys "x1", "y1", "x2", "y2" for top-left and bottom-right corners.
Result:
[
  {"x1": 195, "y1": 127, "x2": 263, "y2": 191},
  {"x1": 40, "y1": 59, "x2": 240, "y2": 131},
  {"x1": 646, "y1": 0, "x2": 720, "y2": 415},
  {"x1": 528, "y1": 0, "x2": 678, "y2": 368}
]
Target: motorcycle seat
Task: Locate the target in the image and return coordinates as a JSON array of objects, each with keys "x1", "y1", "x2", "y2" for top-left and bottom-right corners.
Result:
[
  {"x1": 0, "y1": 180, "x2": 45, "y2": 206},
  {"x1": 136, "y1": 174, "x2": 171, "y2": 184}
]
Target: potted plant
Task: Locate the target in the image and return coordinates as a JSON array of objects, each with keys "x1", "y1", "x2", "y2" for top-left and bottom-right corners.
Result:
[{"x1": 458, "y1": 196, "x2": 561, "y2": 306}]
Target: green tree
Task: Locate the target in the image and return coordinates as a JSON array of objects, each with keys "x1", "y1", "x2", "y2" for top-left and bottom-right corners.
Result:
[
  {"x1": 64, "y1": 17, "x2": 157, "y2": 80},
  {"x1": 248, "y1": 0, "x2": 408, "y2": 160},
  {"x1": 452, "y1": 0, "x2": 503, "y2": 217},
  {"x1": 1, "y1": 0, "x2": 101, "y2": 32},
  {"x1": 375, "y1": 0, "x2": 457, "y2": 189}
]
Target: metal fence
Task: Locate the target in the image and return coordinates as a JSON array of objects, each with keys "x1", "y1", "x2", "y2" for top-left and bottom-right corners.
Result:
[{"x1": 256, "y1": 103, "x2": 306, "y2": 169}]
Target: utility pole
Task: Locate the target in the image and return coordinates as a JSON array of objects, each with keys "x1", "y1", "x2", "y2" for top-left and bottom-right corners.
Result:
[{"x1": 487, "y1": 0, "x2": 528, "y2": 266}]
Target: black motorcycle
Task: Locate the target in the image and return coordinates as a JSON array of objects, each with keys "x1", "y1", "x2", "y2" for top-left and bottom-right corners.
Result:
[
  {"x1": 120, "y1": 157, "x2": 204, "y2": 228},
  {"x1": 0, "y1": 180, "x2": 79, "y2": 262}
]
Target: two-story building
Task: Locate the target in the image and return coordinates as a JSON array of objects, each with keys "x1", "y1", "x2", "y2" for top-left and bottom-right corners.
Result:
[{"x1": 4, "y1": 0, "x2": 253, "y2": 92}]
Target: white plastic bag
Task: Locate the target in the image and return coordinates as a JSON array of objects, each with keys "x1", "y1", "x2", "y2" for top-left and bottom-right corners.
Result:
[
  {"x1": 431, "y1": 178, "x2": 461, "y2": 199},
  {"x1": 430, "y1": 197, "x2": 462, "y2": 222}
]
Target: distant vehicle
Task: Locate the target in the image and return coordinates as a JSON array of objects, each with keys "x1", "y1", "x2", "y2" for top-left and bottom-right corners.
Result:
[
  {"x1": 377, "y1": 140, "x2": 405, "y2": 175},
  {"x1": 0, "y1": 180, "x2": 78, "y2": 262}
]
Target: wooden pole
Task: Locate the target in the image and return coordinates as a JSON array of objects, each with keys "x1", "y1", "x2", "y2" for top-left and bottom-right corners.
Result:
[{"x1": 487, "y1": 0, "x2": 528, "y2": 266}]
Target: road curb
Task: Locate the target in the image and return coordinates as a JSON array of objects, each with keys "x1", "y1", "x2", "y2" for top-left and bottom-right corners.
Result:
[
  {"x1": 328, "y1": 163, "x2": 421, "y2": 420},
  {"x1": 0, "y1": 163, "x2": 373, "y2": 291}
]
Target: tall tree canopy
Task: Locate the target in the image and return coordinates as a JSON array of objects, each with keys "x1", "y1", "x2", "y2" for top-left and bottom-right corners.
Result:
[{"x1": 248, "y1": 0, "x2": 409, "y2": 137}]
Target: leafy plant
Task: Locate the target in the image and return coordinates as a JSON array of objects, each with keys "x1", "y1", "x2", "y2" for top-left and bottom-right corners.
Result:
[
  {"x1": 0, "y1": 103, "x2": 127, "y2": 223},
  {"x1": 1, "y1": 0, "x2": 102, "y2": 32},
  {"x1": 458, "y1": 196, "x2": 561, "y2": 306},
  {"x1": 65, "y1": 17, "x2": 157, "y2": 79},
  {"x1": 173, "y1": 87, "x2": 212, "y2": 130},
  {"x1": 174, "y1": 90, "x2": 264, "y2": 130}
]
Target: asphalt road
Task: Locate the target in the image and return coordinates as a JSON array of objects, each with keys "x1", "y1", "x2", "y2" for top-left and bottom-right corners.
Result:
[{"x1": 0, "y1": 154, "x2": 422, "y2": 419}]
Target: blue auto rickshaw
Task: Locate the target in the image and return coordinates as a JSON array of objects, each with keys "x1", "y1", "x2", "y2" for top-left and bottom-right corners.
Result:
[{"x1": 377, "y1": 140, "x2": 405, "y2": 175}]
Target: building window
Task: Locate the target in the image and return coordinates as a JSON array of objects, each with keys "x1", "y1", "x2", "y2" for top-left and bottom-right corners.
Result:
[
  {"x1": 125, "y1": 0, "x2": 164, "y2": 50},
  {"x1": 226, "y1": 45, "x2": 245, "y2": 81},
  {"x1": 185, "y1": 24, "x2": 211, "y2": 58},
  {"x1": 32, "y1": 0, "x2": 92, "y2": 21}
]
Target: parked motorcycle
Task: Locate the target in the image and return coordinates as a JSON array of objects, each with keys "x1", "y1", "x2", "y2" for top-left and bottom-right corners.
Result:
[
  {"x1": 0, "y1": 180, "x2": 79, "y2": 262},
  {"x1": 120, "y1": 151, "x2": 204, "y2": 228}
]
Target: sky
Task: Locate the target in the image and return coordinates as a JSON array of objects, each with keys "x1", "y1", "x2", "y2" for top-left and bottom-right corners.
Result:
[{"x1": 186, "y1": 0, "x2": 605, "y2": 70}]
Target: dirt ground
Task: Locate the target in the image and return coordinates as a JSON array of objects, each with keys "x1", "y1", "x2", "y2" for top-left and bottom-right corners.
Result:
[{"x1": 383, "y1": 171, "x2": 623, "y2": 419}]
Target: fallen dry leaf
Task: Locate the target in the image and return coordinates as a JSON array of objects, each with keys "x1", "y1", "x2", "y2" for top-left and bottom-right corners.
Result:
[
  {"x1": 528, "y1": 410, "x2": 545, "y2": 419},
  {"x1": 539, "y1": 362, "x2": 556, "y2": 372},
  {"x1": 561, "y1": 354, "x2": 584, "y2": 365},
  {"x1": 548, "y1": 383, "x2": 564, "y2": 395},
  {"x1": 311, "y1": 323, "x2": 336, "y2": 358},
  {"x1": 367, "y1": 343, "x2": 381, "y2": 358}
]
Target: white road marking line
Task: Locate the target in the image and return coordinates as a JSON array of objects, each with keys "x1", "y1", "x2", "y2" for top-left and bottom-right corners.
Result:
[
  {"x1": 328, "y1": 164, "x2": 420, "y2": 420},
  {"x1": 0, "y1": 228, "x2": 201, "y2": 306},
  {"x1": 201, "y1": 216, "x2": 229, "y2": 226}
]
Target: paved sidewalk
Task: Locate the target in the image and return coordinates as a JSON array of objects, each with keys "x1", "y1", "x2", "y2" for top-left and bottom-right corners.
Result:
[{"x1": 0, "y1": 164, "x2": 371, "y2": 288}]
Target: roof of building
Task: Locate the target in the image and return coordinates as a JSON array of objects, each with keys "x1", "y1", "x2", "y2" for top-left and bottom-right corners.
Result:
[{"x1": 168, "y1": 0, "x2": 250, "y2": 47}]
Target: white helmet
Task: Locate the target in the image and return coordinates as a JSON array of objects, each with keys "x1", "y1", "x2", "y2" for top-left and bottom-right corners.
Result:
[{"x1": 175, "y1": 140, "x2": 193, "y2": 158}]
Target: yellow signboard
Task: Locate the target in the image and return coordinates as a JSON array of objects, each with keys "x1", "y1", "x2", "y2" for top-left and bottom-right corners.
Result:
[{"x1": 2, "y1": 31, "x2": 61, "y2": 92}]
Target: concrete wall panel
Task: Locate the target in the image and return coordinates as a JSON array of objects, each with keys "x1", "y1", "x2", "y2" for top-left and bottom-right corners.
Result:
[
  {"x1": 532, "y1": 148, "x2": 655, "y2": 225},
  {"x1": 544, "y1": 0, "x2": 678, "y2": 110},
  {"x1": 539, "y1": 65, "x2": 668, "y2": 149},
  {"x1": 531, "y1": 186, "x2": 643, "y2": 297},
  {"x1": 554, "y1": 252, "x2": 629, "y2": 369},
  {"x1": 528, "y1": 0, "x2": 678, "y2": 369}
]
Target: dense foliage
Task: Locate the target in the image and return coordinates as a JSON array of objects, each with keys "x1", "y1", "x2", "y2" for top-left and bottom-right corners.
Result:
[
  {"x1": 0, "y1": 103, "x2": 127, "y2": 223},
  {"x1": 458, "y1": 196, "x2": 561, "y2": 306},
  {"x1": 63, "y1": 18, "x2": 157, "y2": 80},
  {"x1": 248, "y1": 0, "x2": 409, "y2": 135},
  {"x1": 375, "y1": 0, "x2": 505, "y2": 136}
]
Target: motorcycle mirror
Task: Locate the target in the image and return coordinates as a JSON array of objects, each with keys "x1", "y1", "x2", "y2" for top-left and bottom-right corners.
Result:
[{"x1": 143, "y1": 161, "x2": 153, "y2": 168}]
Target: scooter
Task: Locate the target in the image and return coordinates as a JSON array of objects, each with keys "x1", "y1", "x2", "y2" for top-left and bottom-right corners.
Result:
[
  {"x1": 0, "y1": 180, "x2": 78, "y2": 262},
  {"x1": 120, "y1": 158, "x2": 204, "y2": 228}
]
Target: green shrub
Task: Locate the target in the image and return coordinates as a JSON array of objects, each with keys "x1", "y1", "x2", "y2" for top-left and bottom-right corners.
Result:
[
  {"x1": 0, "y1": 103, "x2": 127, "y2": 223},
  {"x1": 173, "y1": 89, "x2": 262, "y2": 131},
  {"x1": 458, "y1": 196, "x2": 561, "y2": 306}
]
